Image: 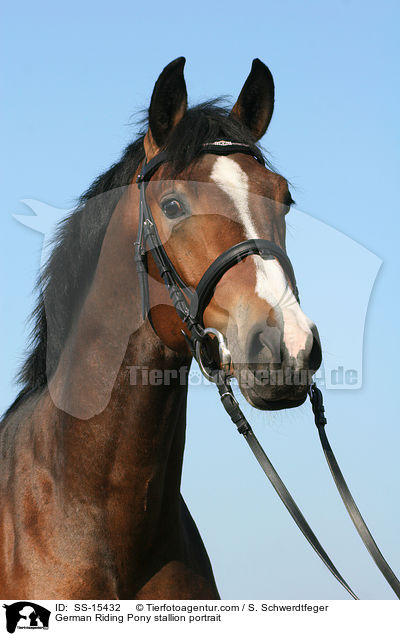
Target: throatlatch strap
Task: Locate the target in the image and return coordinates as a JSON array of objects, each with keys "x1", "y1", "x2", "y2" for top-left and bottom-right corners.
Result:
[{"x1": 309, "y1": 384, "x2": 400, "y2": 599}]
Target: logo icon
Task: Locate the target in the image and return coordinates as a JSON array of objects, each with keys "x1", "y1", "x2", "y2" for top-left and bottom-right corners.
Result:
[{"x1": 2, "y1": 603, "x2": 50, "y2": 633}]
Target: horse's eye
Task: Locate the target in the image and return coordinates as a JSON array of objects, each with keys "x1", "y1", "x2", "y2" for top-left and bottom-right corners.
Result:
[{"x1": 161, "y1": 199, "x2": 185, "y2": 219}]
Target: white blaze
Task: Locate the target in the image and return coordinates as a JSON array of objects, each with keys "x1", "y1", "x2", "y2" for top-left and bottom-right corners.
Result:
[{"x1": 210, "y1": 156, "x2": 313, "y2": 359}]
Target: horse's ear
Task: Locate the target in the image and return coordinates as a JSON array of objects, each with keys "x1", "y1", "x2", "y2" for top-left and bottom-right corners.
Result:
[
  {"x1": 231, "y1": 59, "x2": 275, "y2": 140},
  {"x1": 146, "y1": 57, "x2": 187, "y2": 154}
]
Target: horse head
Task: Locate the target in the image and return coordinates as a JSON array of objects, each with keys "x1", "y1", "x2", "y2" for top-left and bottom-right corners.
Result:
[{"x1": 139, "y1": 57, "x2": 322, "y2": 410}]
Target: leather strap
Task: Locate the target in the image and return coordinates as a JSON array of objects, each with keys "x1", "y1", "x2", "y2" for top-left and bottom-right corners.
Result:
[
  {"x1": 216, "y1": 373, "x2": 359, "y2": 600},
  {"x1": 136, "y1": 150, "x2": 169, "y2": 183},
  {"x1": 189, "y1": 239, "x2": 299, "y2": 324},
  {"x1": 217, "y1": 373, "x2": 400, "y2": 599},
  {"x1": 136, "y1": 141, "x2": 263, "y2": 183},
  {"x1": 309, "y1": 384, "x2": 400, "y2": 598},
  {"x1": 201, "y1": 141, "x2": 265, "y2": 165}
]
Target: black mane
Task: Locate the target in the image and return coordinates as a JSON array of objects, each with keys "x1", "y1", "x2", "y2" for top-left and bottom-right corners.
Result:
[{"x1": 4, "y1": 101, "x2": 267, "y2": 418}]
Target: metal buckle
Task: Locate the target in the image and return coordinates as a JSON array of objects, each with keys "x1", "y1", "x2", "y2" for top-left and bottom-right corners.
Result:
[{"x1": 195, "y1": 327, "x2": 232, "y2": 383}]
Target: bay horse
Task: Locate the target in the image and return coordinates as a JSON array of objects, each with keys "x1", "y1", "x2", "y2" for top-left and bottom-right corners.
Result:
[{"x1": 0, "y1": 58, "x2": 322, "y2": 599}]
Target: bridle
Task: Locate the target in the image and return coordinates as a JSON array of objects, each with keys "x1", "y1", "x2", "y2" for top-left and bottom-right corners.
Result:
[
  {"x1": 134, "y1": 140, "x2": 298, "y2": 345},
  {"x1": 134, "y1": 140, "x2": 400, "y2": 600}
]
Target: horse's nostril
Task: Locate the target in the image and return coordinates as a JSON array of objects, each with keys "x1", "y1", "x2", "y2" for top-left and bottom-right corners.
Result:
[
  {"x1": 247, "y1": 325, "x2": 282, "y2": 365},
  {"x1": 248, "y1": 331, "x2": 272, "y2": 363},
  {"x1": 308, "y1": 335, "x2": 322, "y2": 371}
]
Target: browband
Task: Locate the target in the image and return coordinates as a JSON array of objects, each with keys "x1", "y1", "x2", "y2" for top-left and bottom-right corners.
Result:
[
  {"x1": 201, "y1": 141, "x2": 265, "y2": 165},
  {"x1": 136, "y1": 141, "x2": 264, "y2": 184}
]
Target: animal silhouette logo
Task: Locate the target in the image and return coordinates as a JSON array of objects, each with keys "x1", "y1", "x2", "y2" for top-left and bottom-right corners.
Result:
[{"x1": 2, "y1": 602, "x2": 50, "y2": 633}]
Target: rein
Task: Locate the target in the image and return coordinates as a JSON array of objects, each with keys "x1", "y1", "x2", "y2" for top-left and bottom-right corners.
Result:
[{"x1": 134, "y1": 141, "x2": 400, "y2": 600}]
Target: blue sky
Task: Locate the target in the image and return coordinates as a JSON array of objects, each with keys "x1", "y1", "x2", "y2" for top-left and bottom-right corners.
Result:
[{"x1": 1, "y1": 0, "x2": 399, "y2": 599}]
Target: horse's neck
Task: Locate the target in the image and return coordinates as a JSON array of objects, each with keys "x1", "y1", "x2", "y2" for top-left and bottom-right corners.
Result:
[
  {"x1": 59, "y1": 323, "x2": 190, "y2": 507},
  {"x1": 46, "y1": 179, "x2": 190, "y2": 505}
]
